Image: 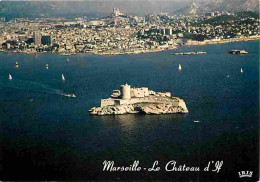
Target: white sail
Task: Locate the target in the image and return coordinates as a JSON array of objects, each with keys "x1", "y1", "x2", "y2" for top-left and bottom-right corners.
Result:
[
  {"x1": 67, "y1": 58, "x2": 70, "y2": 62},
  {"x1": 240, "y1": 68, "x2": 243, "y2": 73},
  {"x1": 62, "y1": 74, "x2": 65, "y2": 81},
  {"x1": 178, "y1": 64, "x2": 182, "y2": 70},
  {"x1": 9, "y1": 74, "x2": 12, "y2": 80}
]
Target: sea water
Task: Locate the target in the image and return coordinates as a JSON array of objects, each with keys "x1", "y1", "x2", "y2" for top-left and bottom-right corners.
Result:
[{"x1": 0, "y1": 41, "x2": 258, "y2": 180}]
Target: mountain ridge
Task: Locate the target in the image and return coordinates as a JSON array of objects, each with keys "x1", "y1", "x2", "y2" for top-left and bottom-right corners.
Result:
[
  {"x1": 0, "y1": 0, "x2": 258, "y2": 19},
  {"x1": 175, "y1": 0, "x2": 259, "y2": 15}
]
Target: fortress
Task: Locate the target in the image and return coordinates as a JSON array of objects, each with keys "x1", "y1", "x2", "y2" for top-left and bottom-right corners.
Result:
[
  {"x1": 101, "y1": 83, "x2": 172, "y2": 107},
  {"x1": 89, "y1": 83, "x2": 188, "y2": 115}
]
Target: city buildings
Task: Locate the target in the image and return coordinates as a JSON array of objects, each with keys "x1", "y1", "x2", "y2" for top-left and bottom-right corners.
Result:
[
  {"x1": 33, "y1": 32, "x2": 41, "y2": 46},
  {"x1": 0, "y1": 9, "x2": 259, "y2": 54}
]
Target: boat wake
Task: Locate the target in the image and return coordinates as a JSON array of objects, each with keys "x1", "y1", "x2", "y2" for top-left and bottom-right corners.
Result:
[{"x1": 0, "y1": 79, "x2": 70, "y2": 97}]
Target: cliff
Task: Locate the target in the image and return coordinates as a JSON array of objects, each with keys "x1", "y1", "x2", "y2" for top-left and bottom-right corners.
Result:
[{"x1": 89, "y1": 100, "x2": 188, "y2": 115}]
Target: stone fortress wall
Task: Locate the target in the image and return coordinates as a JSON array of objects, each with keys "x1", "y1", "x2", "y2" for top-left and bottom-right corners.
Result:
[{"x1": 100, "y1": 83, "x2": 177, "y2": 107}]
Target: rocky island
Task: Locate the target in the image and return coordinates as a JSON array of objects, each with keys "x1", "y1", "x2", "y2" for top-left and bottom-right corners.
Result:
[{"x1": 89, "y1": 83, "x2": 188, "y2": 115}]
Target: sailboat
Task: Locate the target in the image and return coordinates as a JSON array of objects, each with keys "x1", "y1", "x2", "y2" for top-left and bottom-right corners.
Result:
[
  {"x1": 8, "y1": 74, "x2": 12, "y2": 80},
  {"x1": 178, "y1": 64, "x2": 182, "y2": 70},
  {"x1": 62, "y1": 74, "x2": 65, "y2": 81},
  {"x1": 240, "y1": 68, "x2": 243, "y2": 73}
]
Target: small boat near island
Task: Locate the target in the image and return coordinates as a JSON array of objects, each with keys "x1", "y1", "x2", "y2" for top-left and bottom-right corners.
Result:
[
  {"x1": 62, "y1": 93, "x2": 76, "y2": 98},
  {"x1": 178, "y1": 64, "x2": 182, "y2": 70},
  {"x1": 8, "y1": 74, "x2": 12, "y2": 80},
  {"x1": 15, "y1": 62, "x2": 19, "y2": 68},
  {"x1": 62, "y1": 74, "x2": 65, "y2": 81},
  {"x1": 229, "y1": 49, "x2": 248, "y2": 54},
  {"x1": 171, "y1": 52, "x2": 207, "y2": 56}
]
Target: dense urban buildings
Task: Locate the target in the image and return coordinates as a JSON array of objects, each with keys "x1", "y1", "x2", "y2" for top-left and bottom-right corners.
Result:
[
  {"x1": 0, "y1": 9, "x2": 259, "y2": 55},
  {"x1": 33, "y1": 32, "x2": 42, "y2": 46}
]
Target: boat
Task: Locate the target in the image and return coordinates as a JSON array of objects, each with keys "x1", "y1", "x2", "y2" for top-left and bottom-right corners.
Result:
[
  {"x1": 62, "y1": 74, "x2": 65, "y2": 81},
  {"x1": 8, "y1": 74, "x2": 12, "y2": 80},
  {"x1": 46, "y1": 64, "x2": 49, "y2": 69},
  {"x1": 63, "y1": 93, "x2": 76, "y2": 98},
  {"x1": 16, "y1": 62, "x2": 19, "y2": 68},
  {"x1": 194, "y1": 120, "x2": 200, "y2": 123},
  {"x1": 178, "y1": 64, "x2": 182, "y2": 70},
  {"x1": 229, "y1": 49, "x2": 249, "y2": 54},
  {"x1": 240, "y1": 68, "x2": 243, "y2": 73}
]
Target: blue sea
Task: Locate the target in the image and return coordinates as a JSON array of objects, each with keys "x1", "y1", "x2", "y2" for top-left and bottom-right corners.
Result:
[{"x1": 0, "y1": 41, "x2": 259, "y2": 181}]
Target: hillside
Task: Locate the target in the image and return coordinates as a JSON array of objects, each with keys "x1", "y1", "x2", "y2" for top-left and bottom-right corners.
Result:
[{"x1": 175, "y1": 0, "x2": 259, "y2": 15}]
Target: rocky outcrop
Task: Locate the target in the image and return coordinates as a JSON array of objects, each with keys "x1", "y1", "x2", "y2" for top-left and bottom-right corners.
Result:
[
  {"x1": 137, "y1": 103, "x2": 188, "y2": 115},
  {"x1": 89, "y1": 101, "x2": 188, "y2": 115}
]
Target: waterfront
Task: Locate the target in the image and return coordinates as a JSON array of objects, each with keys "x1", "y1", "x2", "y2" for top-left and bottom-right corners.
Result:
[
  {"x1": 0, "y1": 40, "x2": 259, "y2": 180},
  {"x1": 1, "y1": 8, "x2": 259, "y2": 56}
]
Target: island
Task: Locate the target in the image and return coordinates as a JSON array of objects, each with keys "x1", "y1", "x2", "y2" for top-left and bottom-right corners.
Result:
[{"x1": 89, "y1": 83, "x2": 188, "y2": 115}]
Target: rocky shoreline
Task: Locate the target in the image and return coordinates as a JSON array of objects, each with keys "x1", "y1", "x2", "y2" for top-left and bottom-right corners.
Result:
[{"x1": 89, "y1": 102, "x2": 189, "y2": 115}]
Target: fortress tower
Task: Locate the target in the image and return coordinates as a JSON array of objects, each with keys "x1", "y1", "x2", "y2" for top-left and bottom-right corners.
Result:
[{"x1": 121, "y1": 83, "x2": 131, "y2": 100}]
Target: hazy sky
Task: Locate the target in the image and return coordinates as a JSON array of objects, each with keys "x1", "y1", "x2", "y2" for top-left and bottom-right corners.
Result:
[
  {"x1": 0, "y1": 0, "x2": 193, "y2": 18},
  {"x1": 0, "y1": 0, "x2": 257, "y2": 18},
  {"x1": 2, "y1": 0, "x2": 191, "y2": 1}
]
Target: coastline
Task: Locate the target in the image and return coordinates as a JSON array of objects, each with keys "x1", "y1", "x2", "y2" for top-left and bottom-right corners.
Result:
[
  {"x1": 1, "y1": 36, "x2": 259, "y2": 56},
  {"x1": 185, "y1": 35, "x2": 260, "y2": 46}
]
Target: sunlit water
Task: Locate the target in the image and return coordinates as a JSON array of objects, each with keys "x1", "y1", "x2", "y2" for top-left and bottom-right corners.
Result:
[{"x1": 0, "y1": 41, "x2": 259, "y2": 180}]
